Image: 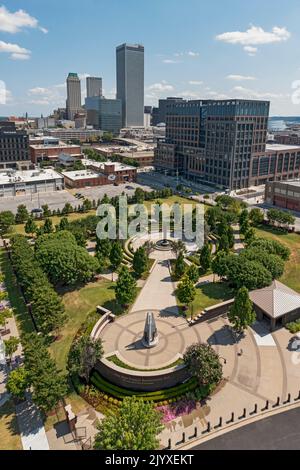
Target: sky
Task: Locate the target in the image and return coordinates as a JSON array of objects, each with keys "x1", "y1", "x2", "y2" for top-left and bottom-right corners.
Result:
[{"x1": 1, "y1": 0, "x2": 300, "y2": 116}]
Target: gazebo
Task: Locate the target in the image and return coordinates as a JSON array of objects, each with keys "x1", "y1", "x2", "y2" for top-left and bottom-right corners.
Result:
[{"x1": 249, "y1": 280, "x2": 300, "y2": 331}]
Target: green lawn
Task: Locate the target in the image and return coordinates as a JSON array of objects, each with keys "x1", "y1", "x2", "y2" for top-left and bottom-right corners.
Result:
[
  {"x1": 0, "y1": 401, "x2": 22, "y2": 450},
  {"x1": 178, "y1": 282, "x2": 234, "y2": 318},
  {"x1": 255, "y1": 226, "x2": 300, "y2": 293},
  {"x1": 0, "y1": 248, "x2": 35, "y2": 335},
  {"x1": 49, "y1": 279, "x2": 120, "y2": 372},
  {"x1": 12, "y1": 209, "x2": 97, "y2": 236}
]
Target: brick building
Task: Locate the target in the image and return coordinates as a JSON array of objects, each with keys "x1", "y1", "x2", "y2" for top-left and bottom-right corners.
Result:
[
  {"x1": 265, "y1": 180, "x2": 300, "y2": 211},
  {"x1": 62, "y1": 161, "x2": 137, "y2": 188},
  {"x1": 30, "y1": 142, "x2": 82, "y2": 164}
]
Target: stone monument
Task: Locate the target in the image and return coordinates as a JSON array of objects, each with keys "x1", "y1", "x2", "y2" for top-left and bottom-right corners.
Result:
[{"x1": 142, "y1": 312, "x2": 159, "y2": 348}]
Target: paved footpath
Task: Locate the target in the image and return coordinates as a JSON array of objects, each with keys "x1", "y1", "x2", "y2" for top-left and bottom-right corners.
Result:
[
  {"x1": 130, "y1": 251, "x2": 178, "y2": 314},
  {"x1": 0, "y1": 242, "x2": 49, "y2": 450}
]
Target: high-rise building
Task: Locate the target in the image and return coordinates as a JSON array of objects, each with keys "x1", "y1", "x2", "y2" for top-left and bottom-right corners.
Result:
[
  {"x1": 155, "y1": 99, "x2": 272, "y2": 190},
  {"x1": 152, "y1": 97, "x2": 184, "y2": 126},
  {"x1": 85, "y1": 96, "x2": 122, "y2": 135},
  {"x1": 0, "y1": 121, "x2": 31, "y2": 170},
  {"x1": 116, "y1": 43, "x2": 144, "y2": 127},
  {"x1": 86, "y1": 77, "x2": 103, "y2": 98},
  {"x1": 66, "y1": 73, "x2": 81, "y2": 120}
]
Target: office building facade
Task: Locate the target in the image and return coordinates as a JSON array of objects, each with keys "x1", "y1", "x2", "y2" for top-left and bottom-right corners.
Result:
[
  {"x1": 152, "y1": 97, "x2": 184, "y2": 126},
  {"x1": 66, "y1": 73, "x2": 82, "y2": 120},
  {"x1": 85, "y1": 96, "x2": 122, "y2": 135},
  {"x1": 86, "y1": 77, "x2": 102, "y2": 98},
  {"x1": 0, "y1": 121, "x2": 31, "y2": 170},
  {"x1": 116, "y1": 43, "x2": 144, "y2": 127},
  {"x1": 155, "y1": 99, "x2": 271, "y2": 190}
]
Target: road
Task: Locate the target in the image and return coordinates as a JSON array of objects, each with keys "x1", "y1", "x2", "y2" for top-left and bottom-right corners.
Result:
[{"x1": 193, "y1": 407, "x2": 300, "y2": 450}]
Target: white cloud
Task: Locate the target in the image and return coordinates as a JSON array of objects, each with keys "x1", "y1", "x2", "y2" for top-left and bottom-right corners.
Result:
[
  {"x1": 11, "y1": 52, "x2": 30, "y2": 60},
  {"x1": 232, "y1": 86, "x2": 288, "y2": 100},
  {"x1": 244, "y1": 46, "x2": 258, "y2": 56},
  {"x1": 163, "y1": 59, "x2": 180, "y2": 64},
  {"x1": 0, "y1": 5, "x2": 48, "y2": 34},
  {"x1": 226, "y1": 74, "x2": 256, "y2": 81},
  {"x1": 148, "y1": 81, "x2": 174, "y2": 92},
  {"x1": 0, "y1": 40, "x2": 31, "y2": 60},
  {"x1": 28, "y1": 99, "x2": 50, "y2": 106},
  {"x1": 187, "y1": 51, "x2": 199, "y2": 57},
  {"x1": 216, "y1": 25, "x2": 290, "y2": 54},
  {"x1": 188, "y1": 80, "x2": 203, "y2": 85}
]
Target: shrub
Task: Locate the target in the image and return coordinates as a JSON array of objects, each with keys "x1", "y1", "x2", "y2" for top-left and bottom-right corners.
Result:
[{"x1": 286, "y1": 320, "x2": 300, "y2": 334}]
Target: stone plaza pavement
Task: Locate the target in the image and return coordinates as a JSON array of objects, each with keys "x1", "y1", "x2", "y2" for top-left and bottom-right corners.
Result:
[
  {"x1": 99, "y1": 245, "x2": 300, "y2": 448},
  {"x1": 159, "y1": 319, "x2": 300, "y2": 447}
]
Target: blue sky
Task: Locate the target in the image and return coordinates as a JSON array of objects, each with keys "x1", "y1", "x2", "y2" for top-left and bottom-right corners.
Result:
[{"x1": 1, "y1": 0, "x2": 300, "y2": 116}]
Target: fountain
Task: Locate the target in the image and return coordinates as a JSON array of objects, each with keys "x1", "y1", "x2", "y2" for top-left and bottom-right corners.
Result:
[
  {"x1": 155, "y1": 226, "x2": 172, "y2": 251},
  {"x1": 142, "y1": 312, "x2": 159, "y2": 348}
]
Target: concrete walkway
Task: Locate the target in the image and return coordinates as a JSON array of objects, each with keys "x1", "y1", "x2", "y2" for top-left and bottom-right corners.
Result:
[
  {"x1": 16, "y1": 394, "x2": 49, "y2": 450},
  {"x1": 130, "y1": 251, "x2": 178, "y2": 315},
  {"x1": 232, "y1": 224, "x2": 244, "y2": 254}
]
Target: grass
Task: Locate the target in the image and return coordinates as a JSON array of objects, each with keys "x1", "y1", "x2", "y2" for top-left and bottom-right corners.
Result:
[
  {"x1": 142, "y1": 195, "x2": 209, "y2": 213},
  {"x1": 0, "y1": 400, "x2": 22, "y2": 450},
  {"x1": 0, "y1": 248, "x2": 35, "y2": 335},
  {"x1": 178, "y1": 282, "x2": 234, "y2": 318},
  {"x1": 12, "y1": 210, "x2": 97, "y2": 236},
  {"x1": 106, "y1": 354, "x2": 184, "y2": 371},
  {"x1": 49, "y1": 279, "x2": 119, "y2": 372},
  {"x1": 255, "y1": 225, "x2": 300, "y2": 293}
]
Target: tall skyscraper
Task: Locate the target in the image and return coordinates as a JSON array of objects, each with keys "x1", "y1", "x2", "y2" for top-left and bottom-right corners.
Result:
[
  {"x1": 0, "y1": 121, "x2": 30, "y2": 170},
  {"x1": 155, "y1": 99, "x2": 271, "y2": 190},
  {"x1": 66, "y1": 73, "x2": 81, "y2": 120},
  {"x1": 86, "y1": 77, "x2": 103, "y2": 98},
  {"x1": 116, "y1": 43, "x2": 144, "y2": 127}
]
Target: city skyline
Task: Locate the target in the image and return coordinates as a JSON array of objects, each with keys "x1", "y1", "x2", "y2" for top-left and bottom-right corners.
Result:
[{"x1": 1, "y1": 0, "x2": 300, "y2": 116}]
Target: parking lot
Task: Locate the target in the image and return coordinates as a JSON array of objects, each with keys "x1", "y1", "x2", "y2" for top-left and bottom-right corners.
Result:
[{"x1": 0, "y1": 182, "x2": 154, "y2": 214}]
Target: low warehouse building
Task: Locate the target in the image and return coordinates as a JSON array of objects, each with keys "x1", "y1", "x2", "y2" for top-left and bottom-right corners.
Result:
[
  {"x1": 62, "y1": 161, "x2": 137, "y2": 188},
  {"x1": 265, "y1": 180, "x2": 300, "y2": 211},
  {"x1": 0, "y1": 169, "x2": 64, "y2": 197}
]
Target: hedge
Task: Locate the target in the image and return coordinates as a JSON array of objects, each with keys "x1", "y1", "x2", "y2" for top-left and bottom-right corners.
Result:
[{"x1": 90, "y1": 370, "x2": 198, "y2": 401}]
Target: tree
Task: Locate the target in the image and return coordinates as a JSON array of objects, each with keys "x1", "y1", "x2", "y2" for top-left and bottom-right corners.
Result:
[
  {"x1": 134, "y1": 188, "x2": 145, "y2": 204},
  {"x1": 0, "y1": 211, "x2": 15, "y2": 236},
  {"x1": 23, "y1": 333, "x2": 67, "y2": 413},
  {"x1": 15, "y1": 205, "x2": 29, "y2": 224},
  {"x1": 115, "y1": 266, "x2": 137, "y2": 306},
  {"x1": 184, "y1": 343, "x2": 223, "y2": 387},
  {"x1": 133, "y1": 247, "x2": 148, "y2": 278},
  {"x1": 109, "y1": 241, "x2": 123, "y2": 272},
  {"x1": 249, "y1": 208, "x2": 264, "y2": 226},
  {"x1": 57, "y1": 217, "x2": 69, "y2": 231},
  {"x1": 94, "y1": 397, "x2": 163, "y2": 450},
  {"x1": 174, "y1": 252, "x2": 186, "y2": 279},
  {"x1": 171, "y1": 240, "x2": 186, "y2": 258},
  {"x1": 4, "y1": 336, "x2": 19, "y2": 363},
  {"x1": 25, "y1": 217, "x2": 37, "y2": 237},
  {"x1": 62, "y1": 203, "x2": 73, "y2": 215},
  {"x1": 67, "y1": 335, "x2": 103, "y2": 382},
  {"x1": 218, "y1": 233, "x2": 230, "y2": 253},
  {"x1": 96, "y1": 238, "x2": 112, "y2": 258},
  {"x1": 35, "y1": 231, "x2": 99, "y2": 286},
  {"x1": 43, "y1": 218, "x2": 53, "y2": 234},
  {"x1": 239, "y1": 209, "x2": 250, "y2": 234},
  {"x1": 228, "y1": 287, "x2": 256, "y2": 332},
  {"x1": 0, "y1": 308, "x2": 12, "y2": 333},
  {"x1": 186, "y1": 264, "x2": 199, "y2": 284},
  {"x1": 244, "y1": 227, "x2": 256, "y2": 245},
  {"x1": 200, "y1": 243, "x2": 211, "y2": 272},
  {"x1": 31, "y1": 285, "x2": 67, "y2": 335},
  {"x1": 6, "y1": 366, "x2": 30, "y2": 401},
  {"x1": 177, "y1": 275, "x2": 196, "y2": 307},
  {"x1": 143, "y1": 241, "x2": 155, "y2": 257},
  {"x1": 82, "y1": 199, "x2": 92, "y2": 212},
  {"x1": 41, "y1": 204, "x2": 51, "y2": 218}
]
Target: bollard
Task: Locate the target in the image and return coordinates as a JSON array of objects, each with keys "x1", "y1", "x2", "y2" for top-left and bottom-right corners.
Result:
[
  {"x1": 227, "y1": 412, "x2": 234, "y2": 424},
  {"x1": 193, "y1": 427, "x2": 198, "y2": 439},
  {"x1": 295, "y1": 390, "x2": 300, "y2": 401},
  {"x1": 239, "y1": 408, "x2": 246, "y2": 419},
  {"x1": 262, "y1": 400, "x2": 269, "y2": 411},
  {"x1": 273, "y1": 397, "x2": 280, "y2": 408},
  {"x1": 284, "y1": 393, "x2": 291, "y2": 404},
  {"x1": 167, "y1": 438, "x2": 171, "y2": 450},
  {"x1": 182, "y1": 432, "x2": 186, "y2": 444},
  {"x1": 206, "y1": 422, "x2": 211, "y2": 433},
  {"x1": 250, "y1": 404, "x2": 258, "y2": 415}
]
